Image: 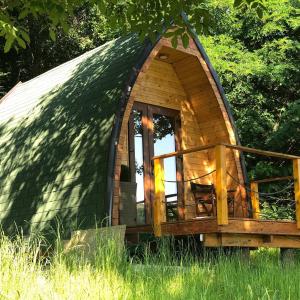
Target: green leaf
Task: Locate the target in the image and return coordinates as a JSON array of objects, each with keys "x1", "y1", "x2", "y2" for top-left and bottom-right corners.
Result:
[
  {"x1": 182, "y1": 33, "x2": 189, "y2": 48},
  {"x1": 250, "y1": 1, "x2": 259, "y2": 9},
  {"x1": 16, "y1": 36, "x2": 26, "y2": 49},
  {"x1": 20, "y1": 30, "x2": 30, "y2": 43},
  {"x1": 148, "y1": 31, "x2": 156, "y2": 43},
  {"x1": 49, "y1": 28, "x2": 56, "y2": 41},
  {"x1": 175, "y1": 27, "x2": 185, "y2": 35},
  {"x1": 18, "y1": 10, "x2": 29, "y2": 20},
  {"x1": 4, "y1": 35, "x2": 14, "y2": 53},
  {"x1": 171, "y1": 36, "x2": 178, "y2": 48},
  {"x1": 256, "y1": 7, "x2": 264, "y2": 19},
  {"x1": 233, "y1": 0, "x2": 243, "y2": 7},
  {"x1": 61, "y1": 21, "x2": 70, "y2": 33},
  {"x1": 164, "y1": 31, "x2": 174, "y2": 38}
]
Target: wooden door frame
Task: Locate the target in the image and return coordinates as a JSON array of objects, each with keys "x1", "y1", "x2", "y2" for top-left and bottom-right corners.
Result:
[
  {"x1": 128, "y1": 101, "x2": 184, "y2": 224},
  {"x1": 128, "y1": 102, "x2": 151, "y2": 224},
  {"x1": 147, "y1": 104, "x2": 184, "y2": 220}
]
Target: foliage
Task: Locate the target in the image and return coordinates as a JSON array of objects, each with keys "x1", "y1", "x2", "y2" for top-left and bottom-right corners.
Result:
[
  {"x1": 153, "y1": 114, "x2": 175, "y2": 142},
  {"x1": 268, "y1": 100, "x2": 300, "y2": 154},
  {"x1": 0, "y1": 0, "x2": 265, "y2": 53},
  {"x1": 199, "y1": 0, "x2": 299, "y2": 220},
  {"x1": 260, "y1": 201, "x2": 295, "y2": 220},
  {"x1": 0, "y1": 5, "x2": 119, "y2": 96},
  {"x1": 201, "y1": 0, "x2": 300, "y2": 181},
  {"x1": 0, "y1": 0, "x2": 78, "y2": 52}
]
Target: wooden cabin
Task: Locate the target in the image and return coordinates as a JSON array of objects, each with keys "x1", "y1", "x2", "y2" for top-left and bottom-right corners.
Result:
[{"x1": 0, "y1": 31, "x2": 299, "y2": 249}]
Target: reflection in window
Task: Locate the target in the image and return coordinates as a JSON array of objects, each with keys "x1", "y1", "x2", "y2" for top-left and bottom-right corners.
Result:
[
  {"x1": 153, "y1": 114, "x2": 178, "y2": 203},
  {"x1": 133, "y1": 109, "x2": 145, "y2": 224}
]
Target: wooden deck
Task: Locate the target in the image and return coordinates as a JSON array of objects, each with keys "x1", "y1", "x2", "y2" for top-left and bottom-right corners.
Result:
[
  {"x1": 135, "y1": 143, "x2": 300, "y2": 249},
  {"x1": 126, "y1": 217, "x2": 300, "y2": 248},
  {"x1": 125, "y1": 144, "x2": 300, "y2": 249}
]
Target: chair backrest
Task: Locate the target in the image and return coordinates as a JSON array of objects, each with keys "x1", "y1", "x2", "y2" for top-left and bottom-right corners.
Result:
[
  {"x1": 190, "y1": 182, "x2": 215, "y2": 194},
  {"x1": 191, "y1": 183, "x2": 216, "y2": 216}
]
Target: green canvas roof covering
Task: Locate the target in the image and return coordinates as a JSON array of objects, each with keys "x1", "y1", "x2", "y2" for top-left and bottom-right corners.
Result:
[{"x1": 0, "y1": 34, "x2": 146, "y2": 235}]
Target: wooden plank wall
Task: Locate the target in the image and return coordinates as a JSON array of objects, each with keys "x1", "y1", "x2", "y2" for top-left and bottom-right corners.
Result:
[
  {"x1": 112, "y1": 37, "x2": 247, "y2": 225},
  {"x1": 116, "y1": 58, "x2": 214, "y2": 222},
  {"x1": 169, "y1": 39, "x2": 247, "y2": 217}
]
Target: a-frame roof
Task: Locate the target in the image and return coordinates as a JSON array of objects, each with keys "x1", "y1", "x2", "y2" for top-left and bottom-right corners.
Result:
[{"x1": 0, "y1": 34, "x2": 147, "y2": 234}]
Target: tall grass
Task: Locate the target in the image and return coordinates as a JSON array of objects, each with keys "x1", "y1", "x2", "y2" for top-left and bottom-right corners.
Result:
[{"x1": 0, "y1": 232, "x2": 300, "y2": 299}]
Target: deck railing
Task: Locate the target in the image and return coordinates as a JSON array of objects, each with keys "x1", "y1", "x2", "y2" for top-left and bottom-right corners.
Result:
[
  {"x1": 152, "y1": 143, "x2": 300, "y2": 237},
  {"x1": 250, "y1": 176, "x2": 294, "y2": 220}
]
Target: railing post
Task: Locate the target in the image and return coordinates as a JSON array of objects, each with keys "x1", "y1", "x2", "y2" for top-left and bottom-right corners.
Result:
[
  {"x1": 153, "y1": 158, "x2": 165, "y2": 237},
  {"x1": 250, "y1": 182, "x2": 260, "y2": 219},
  {"x1": 293, "y1": 159, "x2": 300, "y2": 228},
  {"x1": 215, "y1": 145, "x2": 228, "y2": 225}
]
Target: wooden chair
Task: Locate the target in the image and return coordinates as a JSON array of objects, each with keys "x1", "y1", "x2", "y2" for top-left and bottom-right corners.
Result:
[
  {"x1": 191, "y1": 182, "x2": 237, "y2": 217},
  {"x1": 190, "y1": 182, "x2": 216, "y2": 217}
]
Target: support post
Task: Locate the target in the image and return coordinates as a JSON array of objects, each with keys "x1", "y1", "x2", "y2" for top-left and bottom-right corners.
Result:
[
  {"x1": 215, "y1": 145, "x2": 228, "y2": 225},
  {"x1": 153, "y1": 158, "x2": 165, "y2": 237},
  {"x1": 293, "y1": 159, "x2": 300, "y2": 229},
  {"x1": 250, "y1": 182, "x2": 260, "y2": 219}
]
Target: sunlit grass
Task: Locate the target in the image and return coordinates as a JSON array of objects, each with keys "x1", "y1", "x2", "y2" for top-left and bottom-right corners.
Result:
[{"x1": 0, "y1": 233, "x2": 299, "y2": 299}]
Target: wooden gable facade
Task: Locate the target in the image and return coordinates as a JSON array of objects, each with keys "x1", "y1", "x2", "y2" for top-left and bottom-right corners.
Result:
[{"x1": 113, "y1": 36, "x2": 248, "y2": 226}]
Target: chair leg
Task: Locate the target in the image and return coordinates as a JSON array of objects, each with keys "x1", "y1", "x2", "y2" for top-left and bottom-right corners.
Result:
[{"x1": 212, "y1": 197, "x2": 217, "y2": 217}]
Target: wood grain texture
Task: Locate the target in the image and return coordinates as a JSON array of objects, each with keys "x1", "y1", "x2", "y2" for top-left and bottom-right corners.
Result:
[
  {"x1": 126, "y1": 217, "x2": 300, "y2": 248},
  {"x1": 153, "y1": 158, "x2": 165, "y2": 237},
  {"x1": 215, "y1": 145, "x2": 228, "y2": 225},
  {"x1": 161, "y1": 218, "x2": 300, "y2": 236},
  {"x1": 113, "y1": 36, "x2": 247, "y2": 224},
  {"x1": 250, "y1": 182, "x2": 260, "y2": 219},
  {"x1": 204, "y1": 233, "x2": 300, "y2": 248},
  {"x1": 294, "y1": 159, "x2": 300, "y2": 228},
  {"x1": 252, "y1": 176, "x2": 293, "y2": 184},
  {"x1": 225, "y1": 144, "x2": 300, "y2": 160}
]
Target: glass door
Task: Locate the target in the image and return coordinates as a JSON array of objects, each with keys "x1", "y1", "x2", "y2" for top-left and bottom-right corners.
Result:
[{"x1": 128, "y1": 103, "x2": 183, "y2": 225}]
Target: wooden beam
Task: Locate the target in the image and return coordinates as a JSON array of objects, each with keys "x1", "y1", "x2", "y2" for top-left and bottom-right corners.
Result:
[
  {"x1": 215, "y1": 145, "x2": 228, "y2": 225},
  {"x1": 224, "y1": 144, "x2": 300, "y2": 160},
  {"x1": 161, "y1": 218, "x2": 218, "y2": 236},
  {"x1": 152, "y1": 143, "x2": 300, "y2": 161},
  {"x1": 293, "y1": 159, "x2": 300, "y2": 229},
  {"x1": 126, "y1": 224, "x2": 153, "y2": 234},
  {"x1": 252, "y1": 176, "x2": 293, "y2": 184},
  {"x1": 204, "y1": 233, "x2": 300, "y2": 248},
  {"x1": 152, "y1": 143, "x2": 217, "y2": 160},
  {"x1": 263, "y1": 235, "x2": 274, "y2": 243},
  {"x1": 153, "y1": 158, "x2": 166, "y2": 237},
  {"x1": 224, "y1": 218, "x2": 300, "y2": 236},
  {"x1": 250, "y1": 182, "x2": 260, "y2": 219},
  {"x1": 161, "y1": 218, "x2": 300, "y2": 236}
]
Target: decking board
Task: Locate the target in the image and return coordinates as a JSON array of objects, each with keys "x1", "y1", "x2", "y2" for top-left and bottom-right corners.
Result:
[{"x1": 126, "y1": 217, "x2": 300, "y2": 248}]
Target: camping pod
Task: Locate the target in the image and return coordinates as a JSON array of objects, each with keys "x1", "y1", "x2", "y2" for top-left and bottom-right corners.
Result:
[{"x1": 0, "y1": 32, "x2": 248, "y2": 236}]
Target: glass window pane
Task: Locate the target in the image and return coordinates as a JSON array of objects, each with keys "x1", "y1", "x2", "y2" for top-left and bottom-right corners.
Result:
[
  {"x1": 133, "y1": 109, "x2": 145, "y2": 224},
  {"x1": 153, "y1": 114, "x2": 178, "y2": 202}
]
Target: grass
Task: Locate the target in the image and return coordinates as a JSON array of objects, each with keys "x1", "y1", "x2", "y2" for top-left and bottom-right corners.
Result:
[{"x1": 0, "y1": 233, "x2": 300, "y2": 300}]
